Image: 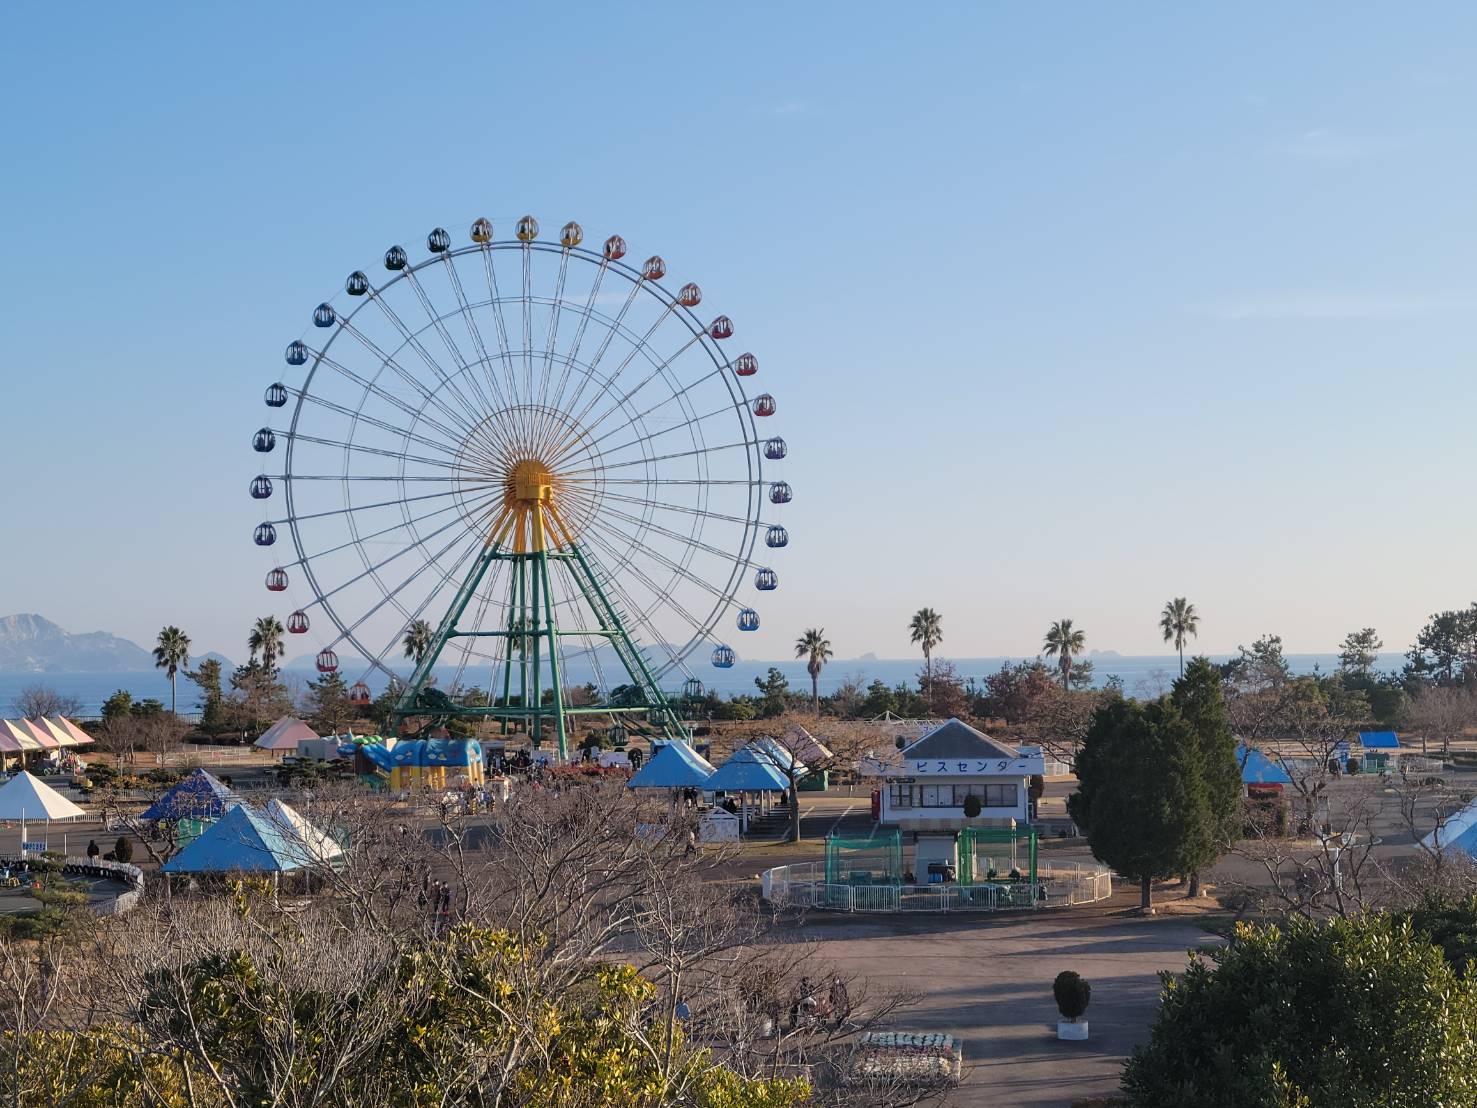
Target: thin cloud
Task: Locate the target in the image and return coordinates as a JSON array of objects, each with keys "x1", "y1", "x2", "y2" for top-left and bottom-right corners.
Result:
[{"x1": 1200, "y1": 291, "x2": 1473, "y2": 321}]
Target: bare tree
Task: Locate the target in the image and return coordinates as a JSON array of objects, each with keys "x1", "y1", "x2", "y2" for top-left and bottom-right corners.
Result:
[
  {"x1": 11, "y1": 683, "x2": 82, "y2": 720},
  {"x1": 1406, "y1": 685, "x2": 1477, "y2": 756}
]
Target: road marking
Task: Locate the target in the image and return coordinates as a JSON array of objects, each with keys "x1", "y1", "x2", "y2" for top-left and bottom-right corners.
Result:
[{"x1": 827, "y1": 804, "x2": 857, "y2": 836}]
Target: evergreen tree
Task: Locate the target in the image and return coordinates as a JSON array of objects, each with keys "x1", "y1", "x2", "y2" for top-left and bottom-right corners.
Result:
[
  {"x1": 186, "y1": 658, "x2": 227, "y2": 734},
  {"x1": 1068, "y1": 698, "x2": 1212, "y2": 912},
  {"x1": 1171, "y1": 656, "x2": 1242, "y2": 897},
  {"x1": 307, "y1": 671, "x2": 353, "y2": 736}
]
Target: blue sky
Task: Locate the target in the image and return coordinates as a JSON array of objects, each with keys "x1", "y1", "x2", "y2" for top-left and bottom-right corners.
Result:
[{"x1": 2, "y1": 3, "x2": 1474, "y2": 665}]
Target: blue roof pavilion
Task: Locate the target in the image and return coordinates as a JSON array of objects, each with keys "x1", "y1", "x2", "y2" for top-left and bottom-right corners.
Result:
[
  {"x1": 140, "y1": 768, "x2": 238, "y2": 822},
  {"x1": 628, "y1": 741, "x2": 715, "y2": 789},
  {"x1": 1359, "y1": 731, "x2": 1401, "y2": 750},
  {"x1": 706, "y1": 746, "x2": 790, "y2": 793},
  {"x1": 1237, "y1": 745, "x2": 1292, "y2": 785},
  {"x1": 160, "y1": 803, "x2": 311, "y2": 874}
]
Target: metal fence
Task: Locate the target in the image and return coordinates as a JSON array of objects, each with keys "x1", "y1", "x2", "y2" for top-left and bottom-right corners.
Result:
[{"x1": 763, "y1": 860, "x2": 1112, "y2": 914}]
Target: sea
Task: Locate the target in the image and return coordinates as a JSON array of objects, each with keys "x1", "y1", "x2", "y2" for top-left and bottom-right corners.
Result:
[{"x1": 0, "y1": 652, "x2": 1408, "y2": 720}]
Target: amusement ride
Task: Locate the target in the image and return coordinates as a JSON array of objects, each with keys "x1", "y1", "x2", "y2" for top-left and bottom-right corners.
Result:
[{"x1": 250, "y1": 216, "x2": 790, "y2": 759}]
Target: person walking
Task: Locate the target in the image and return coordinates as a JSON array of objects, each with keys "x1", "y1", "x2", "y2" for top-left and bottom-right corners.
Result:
[{"x1": 86, "y1": 839, "x2": 100, "y2": 861}]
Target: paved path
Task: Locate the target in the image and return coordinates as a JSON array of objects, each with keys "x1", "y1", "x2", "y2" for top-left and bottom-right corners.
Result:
[{"x1": 792, "y1": 910, "x2": 1218, "y2": 1107}]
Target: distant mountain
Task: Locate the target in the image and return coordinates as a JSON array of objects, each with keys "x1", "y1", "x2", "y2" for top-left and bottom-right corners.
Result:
[
  {"x1": 0, "y1": 613, "x2": 154, "y2": 673},
  {"x1": 194, "y1": 651, "x2": 237, "y2": 672}
]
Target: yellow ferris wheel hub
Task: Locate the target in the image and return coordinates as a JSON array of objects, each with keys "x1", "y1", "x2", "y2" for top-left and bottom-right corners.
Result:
[{"x1": 492, "y1": 456, "x2": 576, "y2": 553}]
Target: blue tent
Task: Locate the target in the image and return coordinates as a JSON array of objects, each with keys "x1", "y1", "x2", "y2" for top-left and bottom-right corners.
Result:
[
  {"x1": 140, "y1": 768, "x2": 237, "y2": 822},
  {"x1": 1359, "y1": 731, "x2": 1401, "y2": 750},
  {"x1": 1237, "y1": 744, "x2": 1291, "y2": 785},
  {"x1": 706, "y1": 746, "x2": 790, "y2": 793},
  {"x1": 627, "y1": 741, "x2": 715, "y2": 789},
  {"x1": 161, "y1": 803, "x2": 310, "y2": 874}
]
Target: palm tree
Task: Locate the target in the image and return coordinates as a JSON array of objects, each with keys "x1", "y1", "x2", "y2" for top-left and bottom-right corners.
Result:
[
  {"x1": 794, "y1": 629, "x2": 834, "y2": 713},
  {"x1": 248, "y1": 616, "x2": 285, "y2": 673},
  {"x1": 403, "y1": 619, "x2": 434, "y2": 666},
  {"x1": 909, "y1": 608, "x2": 943, "y2": 710},
  {"x1": 1160, "y1": 598, "x2": 1200, "y2": 676},
  {"x1": 153, "y1": 626, "x2": 191, "y2": 715},
  {"x1": 1043, "y1": 618, "x2": 1086, "y2": 690}
]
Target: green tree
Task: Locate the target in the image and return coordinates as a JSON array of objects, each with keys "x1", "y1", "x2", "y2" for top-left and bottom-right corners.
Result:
[
  {"x1": 908, "y1": 608, "x2": 943, "y2": 711},
  {"x1": 1160, "y1": 597, "x2": 1200, "y2": 677},
  {"x1": 101, "y1": 689, "x2": 133, "y2": 724},
  {"x1": 1338, "y1": 628, "x2": 1382, "y2": 678},
  {"x1": 403, "y1": 618, "x2": 434, "y2": 666},
  {"x1": 306, "y1": 670, "x2": 353, "y2": 735},
  {"x1": 186, "y1": 657, "x2": 227, "y2": 733},
  {"x1": 753, "y1": 667, "x2": 789, "y2": 718},
  {"x1": 1043, "y1": 618, "x2": 1086, "y2": 690},
  {"x1": 248, "y1": 616, "x2": 285, "y2": 673},
  {"x1": 1171, "y1": 656, "x2": 1241, "y2": 897},
  {"x1": 860, "y1": 679, "x2": 897, "y2": 719},
  {"x1": 1068, "y1": 698, "x2": 1212, "y2": 912},
  {"x1": 793, "y1": 628, "x2": 833, "y2": 714},
  {"x1": 152, "y1": 626, "x2": 191, "y2": 716},
  {"x1": 1122, "y1": 914, "x2": 1477, "y2": 1108},
  {"x1": 1405, "y1": 605, "x2": 1477, "y2": 688}
]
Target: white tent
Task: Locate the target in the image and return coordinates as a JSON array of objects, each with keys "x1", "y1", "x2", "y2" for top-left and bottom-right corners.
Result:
[
  {"x1": 255, "y1": 717, "x2": 319, "y2": 754},
  {"x1": 265, "y1": 798, "x2": 344, "y2": 865},
  {"x1": 1423, "y1": 798, "x2": 1477, "y2": 855},
  {"x1": 0, "y1": 771, "x2": 86, "y2": 821}
]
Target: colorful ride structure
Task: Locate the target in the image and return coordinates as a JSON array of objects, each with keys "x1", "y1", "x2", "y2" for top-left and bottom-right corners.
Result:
[{"x1": 250, "y1": 216, "x2": 790, "y2": 760}]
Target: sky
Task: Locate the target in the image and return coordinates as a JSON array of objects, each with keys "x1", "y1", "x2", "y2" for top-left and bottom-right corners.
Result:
[{"x1": 2, "y1": 3, "x2": 1475, "y2": 666}]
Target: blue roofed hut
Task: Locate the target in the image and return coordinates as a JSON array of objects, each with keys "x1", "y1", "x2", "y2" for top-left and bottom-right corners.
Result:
[
  {"x1": 627, "y1": 741, "x2": 715, "y2": 791},
  {"x1": 1237, "y1": 745, "x2": 1292, "y2": 788},
  {"x1": 707, "y1": 745, "x2": 791, "y2": 832},
  {"x1": 161, "y1": 803, "x2": 313, "y2": 878},
  {"x1": 140, "y1": 768, "x2": 238, "y2": 822}
]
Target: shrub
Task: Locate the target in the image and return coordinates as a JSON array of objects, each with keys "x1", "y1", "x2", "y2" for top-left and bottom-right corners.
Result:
[
  {"x1": 1054, "y1": 971, "x2": 1091, "y2": 1021},
  {"x1": 113, "y1": 836, "x2": 133, "y2": 864},
  {"x1": 1346, "y1": 759, "x2": 1361, "y2": 776},
  {"x1": 1122, "y1": 914, "x2": 1477, "y2": 1107},
  {"x1": 962, "y1": 794, "x2": 982, "y2": 818}
]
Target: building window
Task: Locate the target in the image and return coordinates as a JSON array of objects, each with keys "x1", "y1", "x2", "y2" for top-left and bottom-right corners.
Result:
[
  {"x1": 920, "y1": 785, "x2": 945, "y2": 807},
  {"x1": 984, "y1": 783, "x2": 1017, "y2": 808},
  {"x1": 888, "y1": 783, "x2": 914, "y2": 809}
]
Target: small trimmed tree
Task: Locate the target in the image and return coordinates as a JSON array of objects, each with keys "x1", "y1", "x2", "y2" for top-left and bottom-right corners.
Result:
[
  {"x1": 1171, "y1": 656, "x2": 1242, "y2": 897},
  {"x1": 963, "y1": 794, "x2": 982, "y2": 819},
  {"x1": 113, "y1": 836, "x2": 133, "y2": 864},
  {"x1": 1053, "y1": 971, "x2": 1091, "y2": 1022}
]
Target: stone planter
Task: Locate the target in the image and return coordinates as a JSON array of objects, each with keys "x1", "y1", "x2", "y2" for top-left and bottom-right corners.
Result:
[{"x1": 1057, "y1": 1019, "x2": 1089, "y2": 1041}]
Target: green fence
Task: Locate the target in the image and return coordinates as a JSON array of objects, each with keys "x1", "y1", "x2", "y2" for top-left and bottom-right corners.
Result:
[
  {"x1": 825, "y1": 828, "x2": 902, "y2": 885},
  {"x1": 957, "y1": 826, "x2": 1037, "y2": 886}
]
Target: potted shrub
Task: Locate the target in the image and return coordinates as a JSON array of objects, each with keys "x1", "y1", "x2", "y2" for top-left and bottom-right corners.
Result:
[{"x1": 1054, "y1": 971, "x2": 1091, "y2": 1040}]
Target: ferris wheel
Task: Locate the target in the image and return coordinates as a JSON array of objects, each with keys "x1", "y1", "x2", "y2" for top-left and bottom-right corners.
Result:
[{"x1": 250, "y1": 215, "x2": 790, "y2": 757}]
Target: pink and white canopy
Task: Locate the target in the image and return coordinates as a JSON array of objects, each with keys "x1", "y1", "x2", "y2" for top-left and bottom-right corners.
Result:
[
  {"x1": 255, "y1": 716, "x2": 319, "y2": 752},
  {"x1": 0, "y1": 720, "x2": 42, "y2": 755},
  {"x1": 14, "y1": 719, "x2": 59, "y2": 750},
  {"x1": 30, "y1": 718, "x2": 77, "y2": 748},
  {"x1": 48, "y1": 717, "x2": 95, "y2": 747}
]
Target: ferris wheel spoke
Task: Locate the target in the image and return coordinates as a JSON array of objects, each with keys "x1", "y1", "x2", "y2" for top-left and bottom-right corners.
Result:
[
  {"x1": 478, "y1": 245, "x2": 526, "y2": 415},
  {"x1": 400, "y1": 265, "x2": 501, "y2": 421},
  {"x1": 555, "y1": 277, "x2": 645, "y2": 427},
  {"x1": 593, "y1": 514, "x2": 744, "y2": 607},
  {"x1": 439, "y1": 253, "x2": 516, "y2": 417},
  {"x1": 300, "y1": 501, "x2": 492, "y2": 613},
  {"x1": 299, "y1": 349, "x2": 471, "y2": 448},
  {"x1": 587, "y1": 499, "x2": 760, "y2": 568},
  {"x1": 277, "y1": 473, "x2": 467, "y2": 483},
  {"x1": 270, "y1": 482, "x2": 498, "y2": 526},
  {"x1": 285, "y1": 431, "x2": 474, "y2": 472},
  {"x1": 323, "y1": 522, "x2": 488, "y2": 647},
  {"x1": 529, "y1": 247, "x2": 572, "y2": 449},
  {"x1": 565, "y1": 325, "x2": 705, "y2": 445},
  {"x1": 543, "y1": 257, "x2": 610, "y2": 444},
  {"x1": 560, "y1": 439, "x2": 757, "y2": 478},
  {"x1": 589, "y1": 487, "x2": 765, "y2": 530},
  {"x1": 287, "y1": 490, "x2": 493, "y2": 569},
  {"x1": 560, "y1": 378, "x2": 733, "y2": 466},
  {"x1": 336, "y1": 313, "x2": 487, "y2": 439},
  {"x1": 366, "y1": 282, "x2": 495, "y2": 427},
  {"x1": 286, "y1": 387, "x2": 473, "y2": 463},
  {"x1": 579, "y1": 532, "x2": 717, "y2": 671}
]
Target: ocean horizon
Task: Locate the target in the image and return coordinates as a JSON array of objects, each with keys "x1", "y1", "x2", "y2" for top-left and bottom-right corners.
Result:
[{"x1": 0, "y1": 652, "x2": 1409, "y2": 719}]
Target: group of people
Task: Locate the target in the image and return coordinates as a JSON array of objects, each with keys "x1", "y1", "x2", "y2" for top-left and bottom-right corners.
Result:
[{"x1": 417, "y1": 873, "x2": 456, "y2": 935}]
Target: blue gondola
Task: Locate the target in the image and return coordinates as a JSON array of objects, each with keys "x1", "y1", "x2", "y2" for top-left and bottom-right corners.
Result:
[
  {"x1": 250, "y1": 475, "x2": 272, "y2": 500},
  {"x1": 312, "y1": 303, "x2": 336, "y2": 328},
  {"x1": 682, "y1": 677, "x2": 705, "y2": 699},
  {"x1": 765, "y1": 525, "x2": 789, "y2": 548},
  {"x1": 346, "y1": 271, "x2": 370, "y2": 296},
  {"x1": 384, "y1": 245, "x2": 408, "y2": 271},
  {"x1": 253, "y1": 428, "x2": 276, "y2": 453},
  {"x1": 737, "y1": 608, "x2": 760, "y2": 632},
  {"x1": 264, "y1": 383, "x2": 288, "y2": 408},
  {"x1": 711, "y1": 644, "x2": 736, "y2": 668},
  {"x1": 253, "y1": 522, "x2": 277, "y2": 547},
  {"x1": 769, "y1": 481, "x2": 793, "y2": 504},
  {"x1": 285, "y1": 340, "x2": 309, "y2": 366},
  {"x1": 427, "y1": 227, "x2": 451, "y2": 253},
  {"x1": 755, "y1": 567, "x2": 777, "y2": 591},
  {"x1": 763, "y1": 436, "x2": 787, "y2": 460}
]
